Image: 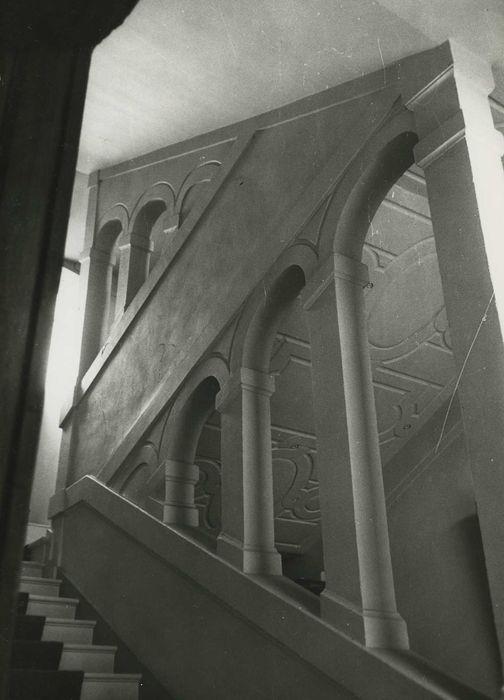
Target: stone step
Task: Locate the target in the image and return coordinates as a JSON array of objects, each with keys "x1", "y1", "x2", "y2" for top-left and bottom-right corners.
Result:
[
  {"x1": 20, "y1": 560, "x2": 44, "y2": 577},
  {"x1": 42, "y1": 617, "x2": 96, "y2": 644},
  {"x1": 18, "y1": 562, "x2": 140, "y2": 697},
  {"x1": 59, "y1": 643, "x2": 117, "y2": 673},
  {"x1": 19, "y1": 575, "x2": 61, "y2": 597},
  {"x1": 26, "y1": 594, "x2": 79, "y2": 620},
  {"x1": 80, "y1": 672, "x2": 142, "y2": 700}
]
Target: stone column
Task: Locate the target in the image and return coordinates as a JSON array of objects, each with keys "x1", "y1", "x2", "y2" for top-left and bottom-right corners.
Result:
[
  {"x1": 402, "y1": 41, "x2": 504, "y2": 670},
  {"x1": 0, "y1": 2, "x2": 138, "y2": 692},
  {"x1": 163, "y1": 458, "x2": 199, "y2": 527},
  {"x1": 78, "y1": 247, "x2": 114, "y2": 374},
  {"x1": 115, "y1": 233, "x2": 154, "y2": 316},
  {"x1": 302, "y1": 256, "x2": 408, "y2": 649},
  {"x1": 241, "y1": 368, "x2": 282, "y2": 575},
  {"x1": 215, "y1": 379, "x2": 246, "y2": 569}
]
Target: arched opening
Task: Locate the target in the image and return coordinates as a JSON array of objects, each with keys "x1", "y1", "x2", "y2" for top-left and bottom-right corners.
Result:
[
  {"x1": 363, "y1": 162, "x2": 499, "y2": 680},
  {"x1": 131, "y1": 198, "x2": 168, "y2": 274},
  {"x1": 239, "y1": 263, "x2": 321, "y2": 584},
  {"x1": 123, "y1": 184, "x2": 176, "y2": 308},
  {"x1": 95, "y1": 218, "x2": 123, "y2": 347},
  {"x1": 297, "y1": 129, "x2": 421, "y2": 648},
  {"x1": 163, "y1": 376, "x2": 222, "y2": 551},
  {"x1": 363, "y1": 163, "x2": 455, "y2": 465},
  {"x1": 193, "y1": 405, "x2": 222, "y2": 549},
  {"x1": 269, "y1": 296, "x2": 323, "y2": 593}
]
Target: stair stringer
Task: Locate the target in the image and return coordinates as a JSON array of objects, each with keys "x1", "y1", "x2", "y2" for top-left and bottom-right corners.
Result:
[{"x1": 51, "y1": 476, "x2": 490, "y2": 700}]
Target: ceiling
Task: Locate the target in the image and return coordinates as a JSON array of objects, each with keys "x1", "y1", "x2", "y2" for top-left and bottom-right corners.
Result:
[{"x1": 77, "y1": 0, "x2": 504, "y2": 173}]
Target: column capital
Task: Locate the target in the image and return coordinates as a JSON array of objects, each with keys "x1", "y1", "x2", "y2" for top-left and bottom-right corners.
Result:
[
  {"x1": 80, "y1": 246, "x2": 111, "y2": 265},
  {"x1": 240, "y1": 367, "x2": 275, "y2": 396},
  {"x1": 163, "y1": 213, "x2": 180, "y2": 234},
  {"x1": 215, "y1": 374, "x2": 241, "y2": 413},
  {"x1": 333, "y1": 253, "x2": 369, "y2": 287},
  {"x1": 119, "y1": 233, "x2": 154, "y2": 253},
  {"x1": 163, "y1": 458, "x2": 199, "y2": 527},
  {"x1": 163, "y1": 458, "x2": 199, "y2": 484},
  {"x1": 302, "y1": 255, "x2": 369, "y2": 311}
]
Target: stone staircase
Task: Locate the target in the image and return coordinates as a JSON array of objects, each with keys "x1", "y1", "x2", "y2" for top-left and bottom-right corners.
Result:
[{"x1": 10, "y1": 555, "x2": 142, "y2": 700}]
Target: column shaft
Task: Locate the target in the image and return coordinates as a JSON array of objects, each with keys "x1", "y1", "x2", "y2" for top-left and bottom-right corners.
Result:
[
  {"x1": 303, "y1": 256, "x2": 408, "y2": 648},
  {"x1": 116, "y1": 234, "x2": 153, "y2": 316},
  {"x1": 241, "y1": 368, "x2": 282, "y2": 575},
  {"x1": 334, "y1": 261, "x2": 399, "y2": 617},
  {"x1": 404, "y1": 41, "x2": 504, "y2": 669},
  {"x1": 78, "y1": 249, "x2": 114, "y2": 375},
  {"x1": 216, "y1": 383, "x2": 246, "y2": 569}
]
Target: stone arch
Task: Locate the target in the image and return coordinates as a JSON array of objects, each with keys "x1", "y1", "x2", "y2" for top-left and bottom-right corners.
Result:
[
  {"x1": 317, "y1": 108, "x2": 417, "y2": 261},
  {"x1": 95, "y1": 203, "x2": 129, "y2": 252},
  {"x1": 176, "y1": 160, "x2": 222, "y2": 225},
  {"x1": 126, "y1": 182, "x2": 176, "y2": 242},
  {"x1": 303, "y1": 107, "x2": 419, "y2": 649},
  {"x1": 230, "y1": 243, "x2": 318, "y2": 377},
  {"x1": 103, "y1": 355, "x2": 229, "y2": 510},
  {"x1": 95, "y1": 204, "x2": 129, "y2": 268},
  {"x1": 227, "y1": 244, "x2": 318, "y2": 575},
  {"x1": 81, "y1": 204, "x2": 129, "y2": 362},
  {"x1": 114, "y1": 182, "x2": 177, "y2": 310},
  {"x1": 160, "y1": 355, "x2": 229, "y2": 464},
  {"x1": 159, "y1": 355, "x2": 229, "y2": 529}
]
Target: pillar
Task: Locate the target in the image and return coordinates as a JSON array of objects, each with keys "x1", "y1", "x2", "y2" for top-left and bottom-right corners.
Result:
[
  {"x1": 78, "y1": 247, "x2": 114, "y2": 375},
  {"x1": 402, "y1": 40, "x2": 504, "y2": 673},
  {"x1": 302, "y1": 256, "x2": 408, "y2": 648},
  {"x1": 215, "y1": 378, "x2": 246, "y2": 569},
  {"x1": 241, "y1": 368, "x2": 282, "y2": 575},
  {"x1": 116, "y1": 233, "x2": 154, "y2": 316},
  {"x1": 0, "y1": 1, "x2": 138, "y2": 693},
  {"x1": 163, "y1": 458, "x2": 200, "y2": 527}
]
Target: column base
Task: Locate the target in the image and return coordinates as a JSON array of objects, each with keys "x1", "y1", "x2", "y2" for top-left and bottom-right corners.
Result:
[
  {"x1": 321, "y1": 589, "x2": 409, "y2": 649},
  {"x1": 163, "y1": 503, "x2": 199, "y2": 527},
  {"x1": 243, "y1": 547, "x2": 283, "y2": 576},
  {"x1": 217, "y1": 533, "x2": 245, "y2": 570}
]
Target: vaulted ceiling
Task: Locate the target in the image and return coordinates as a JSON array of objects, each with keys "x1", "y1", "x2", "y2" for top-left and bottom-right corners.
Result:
[{"x1": 77, "y1": 0, "x2": 504, "y2": 173}]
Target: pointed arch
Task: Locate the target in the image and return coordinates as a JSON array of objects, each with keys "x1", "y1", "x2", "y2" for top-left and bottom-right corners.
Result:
[
  {"x1": 78, "y1": 203, "x2": 130, "y2": 372},
  {"x1": 230, "y1": 243, "x2": 318, "y2": 377},
  {"x1": 94, "y1": 203, "x2": 129, "y2": 253},
  {"x1": 114, "y1": 183, "x2": 177, "y2": 309},
  {"x1": 317, "y1": 108, "x2": 417, "y2": 261},
  {"x1": 126, "y1": 181, "x2": 176, "y2": 243}
]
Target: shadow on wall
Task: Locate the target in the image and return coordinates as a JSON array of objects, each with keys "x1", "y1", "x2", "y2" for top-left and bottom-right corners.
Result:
[
  {"x1": 387, "y1": 411, "x2": 501, "y2": 698},
  {"x1": 455, "y1": 513, "x2": 501, "y2": 671}
]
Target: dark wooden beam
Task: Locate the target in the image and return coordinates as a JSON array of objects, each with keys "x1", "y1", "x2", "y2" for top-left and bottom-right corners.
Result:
[{"x1": 0, "y1": 2, "x2": 137, "y2": 694}]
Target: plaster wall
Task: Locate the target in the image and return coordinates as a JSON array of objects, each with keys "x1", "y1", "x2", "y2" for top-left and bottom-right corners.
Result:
[
  {"x1": 69, "y1": 82, "x2": 397, "y2": 483},
  {"x1": 386, "y1": 403, "x2": 501, "y2": 698}
]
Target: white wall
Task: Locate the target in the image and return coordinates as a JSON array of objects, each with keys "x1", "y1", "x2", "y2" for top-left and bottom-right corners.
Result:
[{"x1": 28, "y1": 172, "x2": 88, "y2": 533}]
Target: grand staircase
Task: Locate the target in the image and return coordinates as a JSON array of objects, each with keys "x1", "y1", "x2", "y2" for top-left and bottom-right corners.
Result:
[{"x1": 9, "y1": 548, "x2": 141, "y2": 700}]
